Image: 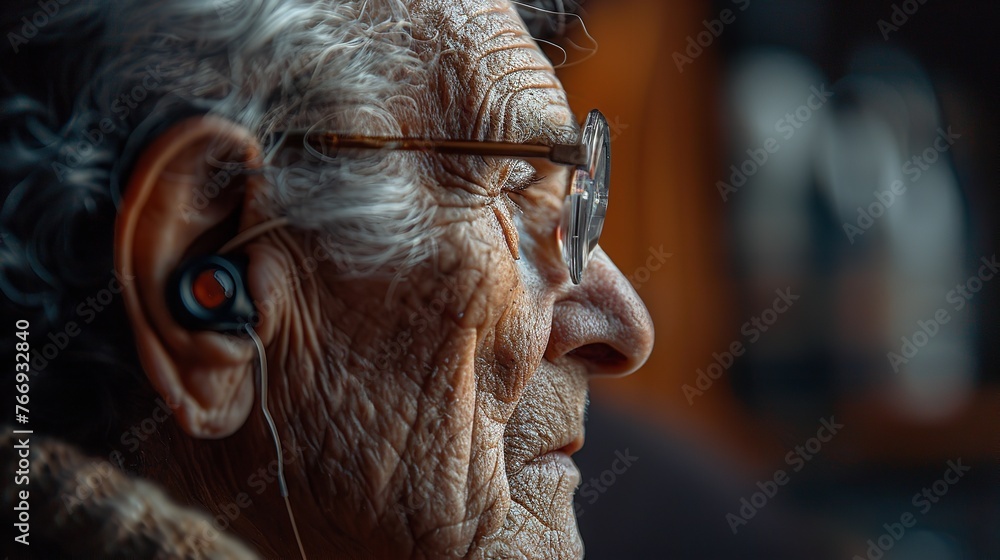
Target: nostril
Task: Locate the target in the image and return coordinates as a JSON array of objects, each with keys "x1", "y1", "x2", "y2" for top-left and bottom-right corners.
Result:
[{"x1": 569, "y1": 343, "x2": 629, "y2": 372}]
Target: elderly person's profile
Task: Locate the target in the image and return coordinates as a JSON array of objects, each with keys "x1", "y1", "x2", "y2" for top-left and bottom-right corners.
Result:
[{"x1": 0, "y1": 0, "x2": 653, "y2": 558}]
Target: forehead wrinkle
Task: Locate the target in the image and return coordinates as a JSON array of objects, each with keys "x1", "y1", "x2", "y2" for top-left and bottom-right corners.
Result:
[
  {"x1": 431, "y1": 0, "x2": 576, "y2": 145},
  {"x1": 461, "y1": 0, "x2": 515, "y2": 27},
  {"x1": 494, "y1": 85, "x2": 566, "y2": 143},
  {"x1": 472, "y1": 64, "x2": 557, "y2": 139}
]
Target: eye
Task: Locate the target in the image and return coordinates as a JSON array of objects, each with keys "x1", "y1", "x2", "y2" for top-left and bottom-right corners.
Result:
[
  {"x1": 489, "y1": 160, "x2": 542, "y2": 262},
  {"x1": 506, "y1": 171, "x2": 543, "y2": 193},
  {"x1": 502, "y1": 160, "x2": 545, "y2": 194}
]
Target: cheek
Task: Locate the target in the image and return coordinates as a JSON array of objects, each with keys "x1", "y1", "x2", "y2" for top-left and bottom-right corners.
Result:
[
  {"x1": 511, "y1": 179, "x2": 568, "y2": 287},
  {"x1": 458, "y1": 224, "x2": 555, "y2": 415},
  {"x1": 476, "y1": 284, "x2": 552, "y2": 408},
  {"x1": 412, "y1": 204, "x2": 555, "y2": 417},
  {"x1": 454, "y1": 182, "x2": 568, "y2": 406}
]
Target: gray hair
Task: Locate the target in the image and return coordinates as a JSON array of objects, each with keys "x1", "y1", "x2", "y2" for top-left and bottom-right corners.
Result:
[
  {"x1": 0, "y1": 0, "x2": 440, "y2": 449},
  {"x1": 3, "y1": 0, "x2": 438, "y2": 291}
]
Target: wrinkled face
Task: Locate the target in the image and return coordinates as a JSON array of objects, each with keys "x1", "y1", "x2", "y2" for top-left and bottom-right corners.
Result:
[{"x1": 262, "y1": 1, "x2": 654, "y2": 558}]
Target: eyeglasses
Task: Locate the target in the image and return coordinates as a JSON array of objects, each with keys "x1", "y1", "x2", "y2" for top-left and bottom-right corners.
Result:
[{"x1": 280, "y1": 109, "x2": 610, "y2": 284}]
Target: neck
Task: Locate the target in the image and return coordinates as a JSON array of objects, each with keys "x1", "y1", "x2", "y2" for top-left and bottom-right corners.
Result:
[{"x1": 138, "y1": 410, "x2": 381, "y2": 559}]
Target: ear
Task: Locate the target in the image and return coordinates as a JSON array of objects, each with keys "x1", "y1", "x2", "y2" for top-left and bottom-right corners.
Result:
[{"x1": 115, "y1": 115, "x2": 272, "y2": 439}]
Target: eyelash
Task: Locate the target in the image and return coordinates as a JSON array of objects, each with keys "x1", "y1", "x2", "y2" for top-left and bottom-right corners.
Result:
[
  {"x1": 504, "y1": 173, "x2": 543, "y2": 217},
  {"x1": 507, "y1": 172, "x2": 544, "y2": 193}
]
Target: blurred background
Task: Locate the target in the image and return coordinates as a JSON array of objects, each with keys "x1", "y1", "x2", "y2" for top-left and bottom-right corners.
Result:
[{"x1": 548, "y1": 0, "x2": 1000, "y2": 558}]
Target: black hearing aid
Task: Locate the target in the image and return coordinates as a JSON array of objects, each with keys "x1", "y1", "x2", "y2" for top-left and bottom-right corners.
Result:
[{"x1": 169, "y1": 254, "x2": 257, "y2": 332}]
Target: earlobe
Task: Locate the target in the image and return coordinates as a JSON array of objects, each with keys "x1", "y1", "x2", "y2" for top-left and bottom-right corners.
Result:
[{"x1": 115, "y1": 115, "x2": 268, "y2": 439}]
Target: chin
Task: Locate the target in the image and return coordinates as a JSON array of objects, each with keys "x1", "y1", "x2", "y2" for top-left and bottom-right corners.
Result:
[{"x1": 482, "y1": 455, "x2": 583, "y2": 559}]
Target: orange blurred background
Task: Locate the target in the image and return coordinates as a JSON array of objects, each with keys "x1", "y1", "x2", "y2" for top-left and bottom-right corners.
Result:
[{"x1": 558, "y1": 0, "x2": 1000, "y2": 469}]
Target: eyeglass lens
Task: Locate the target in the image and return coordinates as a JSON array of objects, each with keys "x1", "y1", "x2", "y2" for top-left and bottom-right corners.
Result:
[{"x1": 559, "y1": 109, "x2": 611, "y2": 284}]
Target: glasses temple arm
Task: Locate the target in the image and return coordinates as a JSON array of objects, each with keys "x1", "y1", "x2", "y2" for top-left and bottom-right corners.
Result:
[{"x1": 278, "y1": 132, "x2": 588, "y2": 167}]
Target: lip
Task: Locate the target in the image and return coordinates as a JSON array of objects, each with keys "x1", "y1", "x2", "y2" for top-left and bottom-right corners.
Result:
[
  {"x1": 521, "y1": 431, "x2": 585, "y2": 479},
  {"x1": 524, "y1": 450, "x2": 581, "y2": 483},
  {"x1": 556, "y1": 434, "x2": 585, "y2": 456},
  {"x1": 530, "y1": 408, "x2": 585, "y2": 464},
  {"x1": 509, "y1": 363, "x2": 588, "y2": 472}
]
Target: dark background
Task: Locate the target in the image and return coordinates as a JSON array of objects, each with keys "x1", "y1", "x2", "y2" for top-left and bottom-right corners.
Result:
[{"x1": 560, "y1": 0, "x2": 1000, "y2": 558}]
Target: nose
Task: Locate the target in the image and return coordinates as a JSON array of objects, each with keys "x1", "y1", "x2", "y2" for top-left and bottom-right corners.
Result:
[{"x1": 545, "y1": 248, "x2": 655, "y2": 376}]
